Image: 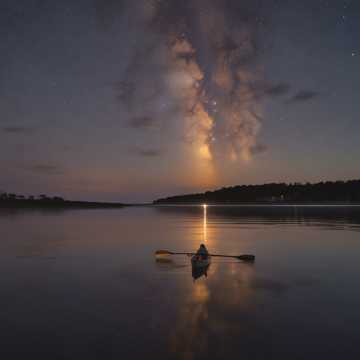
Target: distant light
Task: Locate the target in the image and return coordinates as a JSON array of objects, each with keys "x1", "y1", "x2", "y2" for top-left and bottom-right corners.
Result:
[{"x1": 203, "y1": 204, "x2": 207, "y2": 208}]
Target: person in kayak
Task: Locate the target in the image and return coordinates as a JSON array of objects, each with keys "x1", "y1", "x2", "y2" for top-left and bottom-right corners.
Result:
[{"x1": 196, "y1": 244, "x2": 209, "y2": 259}]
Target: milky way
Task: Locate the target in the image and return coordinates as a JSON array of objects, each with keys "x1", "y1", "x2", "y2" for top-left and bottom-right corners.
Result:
[{"x1": 117, "y1": 0, "x2": 269, "y2": 167}]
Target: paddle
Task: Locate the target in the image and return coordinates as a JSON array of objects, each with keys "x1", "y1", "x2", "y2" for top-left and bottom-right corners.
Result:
[{"x1": 155, "y1": 250, "x2": 255, "y2": 262}]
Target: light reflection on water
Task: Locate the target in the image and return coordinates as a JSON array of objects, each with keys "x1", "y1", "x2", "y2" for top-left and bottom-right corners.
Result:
[
  {"x1": 203, "y1": 205, "x2": 207, "y2": 244},
  {"x1": 1, "y1": 205, "x2": 360, "y2": 359}
]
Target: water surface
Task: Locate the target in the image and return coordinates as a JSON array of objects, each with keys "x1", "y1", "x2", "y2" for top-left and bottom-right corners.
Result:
[{"x1": 1, "y1": 205, "x2": 360, "y2": 359}]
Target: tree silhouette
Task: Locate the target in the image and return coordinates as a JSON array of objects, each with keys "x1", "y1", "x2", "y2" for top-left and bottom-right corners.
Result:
[{"x1": 154, "y1": 180, "x2": 360, "y2": 204}]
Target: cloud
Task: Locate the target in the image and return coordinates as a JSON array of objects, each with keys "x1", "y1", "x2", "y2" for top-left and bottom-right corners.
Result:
[
  {"x1": 2, "y1": 126, "x2": 33, "y2": 133},
  {"x1": 132, "y1": 147, "x2": 163, "y2": 157},
  {"x1": 27, "y1": 164, "x2": 62, "y2": 175},
  {"x1": 250, "y1": 143, "x2": 267, "y2": 155},
  {"x1": 247, "y1": 81, "x2": 290, "y2": 101},
  {"x1": 263, "y1": 83, "x2": 291, "y2": 97},
  {"x1": 127, "y1": 116, "x2": 157, "y2": 129},
  {"x1": 287, "y1": 90, "x2": 319, "y2": 103}
]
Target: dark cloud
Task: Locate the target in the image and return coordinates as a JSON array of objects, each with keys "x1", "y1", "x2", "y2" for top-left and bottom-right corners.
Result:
[
  {"x1": 250, "y1": 143, "x2": 267, "y2": 155},
  {"x1": 264, "y1": 83, "x2": 291, "y2": 97},
  {"x1": 287, "y1": 90, "x2": 319, "y2": 103},
  {"x1": 2, "y1": 126, "x2": 33, "y2": 133},
  {"x1": 250, "y1": 82, "x2": 291, "y2": 101},
  {"x1": 132, "y1": 148, "x2": 163, "y2": 157},
  {"x1": 128, "y1": 116, "x2": 157, "y2": 129},
  {"x1": 27, "y1": 164, "x2": 62, "y2": 175}
]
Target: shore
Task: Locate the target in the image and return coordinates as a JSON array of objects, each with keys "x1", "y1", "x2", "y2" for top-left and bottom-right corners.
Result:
[{"x1": 0, "y1": 199, "x2": 129, "y2": 209}]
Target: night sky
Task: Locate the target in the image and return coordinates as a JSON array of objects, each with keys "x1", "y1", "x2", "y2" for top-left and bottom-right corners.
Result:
[{"x1": 1, "y1": 0, "x2": 360, "y2": 202}]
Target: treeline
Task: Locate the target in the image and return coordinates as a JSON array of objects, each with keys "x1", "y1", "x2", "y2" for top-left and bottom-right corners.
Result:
[
  {"x1": 154, "y1": 180, "x2": 360, "y2": 204},
  {"x1": 0, "y1": 192, "x2": 126, "y2": 208},
  {"x1": 0, "y1": 192, "x2": 65, "y2": 202}
]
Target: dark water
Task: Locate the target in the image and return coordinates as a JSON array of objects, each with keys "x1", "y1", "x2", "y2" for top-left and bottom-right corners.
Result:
[{"x1": 1, "y1": 205, "x2": 360, "y2": 359}]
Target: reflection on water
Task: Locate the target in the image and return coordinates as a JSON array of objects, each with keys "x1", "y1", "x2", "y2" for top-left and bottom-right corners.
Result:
[
  {"x1": 191, "y1": 263, "x2": 209, "y2": 280},
  {"x1": 171, "y1": 262, "x2": 258, "y2": 360},
  {"x1": 203, "y1": 204, "x2": 207, "y2": 244},
  {"x1": 1, "y1": 205, "x2": 360, "y2": 359},
  {"x1": 171, "y1": 280, "x2": 210, "y2": 360}
]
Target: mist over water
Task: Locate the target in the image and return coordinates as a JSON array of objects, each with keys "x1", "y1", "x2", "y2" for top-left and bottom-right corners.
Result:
[{"x1": 1, "y1": 205, "x2": 360, "y2": 359}]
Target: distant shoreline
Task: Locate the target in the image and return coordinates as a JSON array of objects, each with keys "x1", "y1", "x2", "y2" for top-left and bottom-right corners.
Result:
[
  {"x1": 2, "y1": 178, "x2": 360, "y2": 209},
  {"x1": 153, "y1": 180, "x2": 360, "y2": 205},
  {"x1": 2, "y1": 200, "x2": 360, "y2": 210},
  {"x1": 151, "y1": 202, "x2": 360, "y2": 206},
  {"x1": 0, "y1": 199, "x2": 129, "y2": 209}
]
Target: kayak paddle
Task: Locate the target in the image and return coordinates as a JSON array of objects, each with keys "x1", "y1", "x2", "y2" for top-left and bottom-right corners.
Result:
[{"x1": 155, "y1": 250, "x2": 255, "y2": 262}]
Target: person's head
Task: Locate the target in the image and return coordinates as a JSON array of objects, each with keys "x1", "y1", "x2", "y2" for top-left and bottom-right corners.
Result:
[{"x1": 200, "y1": 244, "x2": 205, "y2": 248}]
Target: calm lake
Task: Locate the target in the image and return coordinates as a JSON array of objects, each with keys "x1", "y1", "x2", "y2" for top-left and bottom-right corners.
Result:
[{"x1": 1, "y1": 205, "x2": 360, "y2": 359}]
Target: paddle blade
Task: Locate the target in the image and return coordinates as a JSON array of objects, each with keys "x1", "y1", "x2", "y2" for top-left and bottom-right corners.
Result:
[
  {"x1": 237, "y1": 254, "x2": 255, "y2": 262},
  {"x1": 155, "y1": 250, "x2": 173, "y2": 257}
]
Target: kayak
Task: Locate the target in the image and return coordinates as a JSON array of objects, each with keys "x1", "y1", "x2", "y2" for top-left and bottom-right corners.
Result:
[
  {"x1": 191, "y1": 254, "x2": 211, "y2": 268},
  {"x1": 191, "y1": 255, "x2": 210, "y2": 280}
]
